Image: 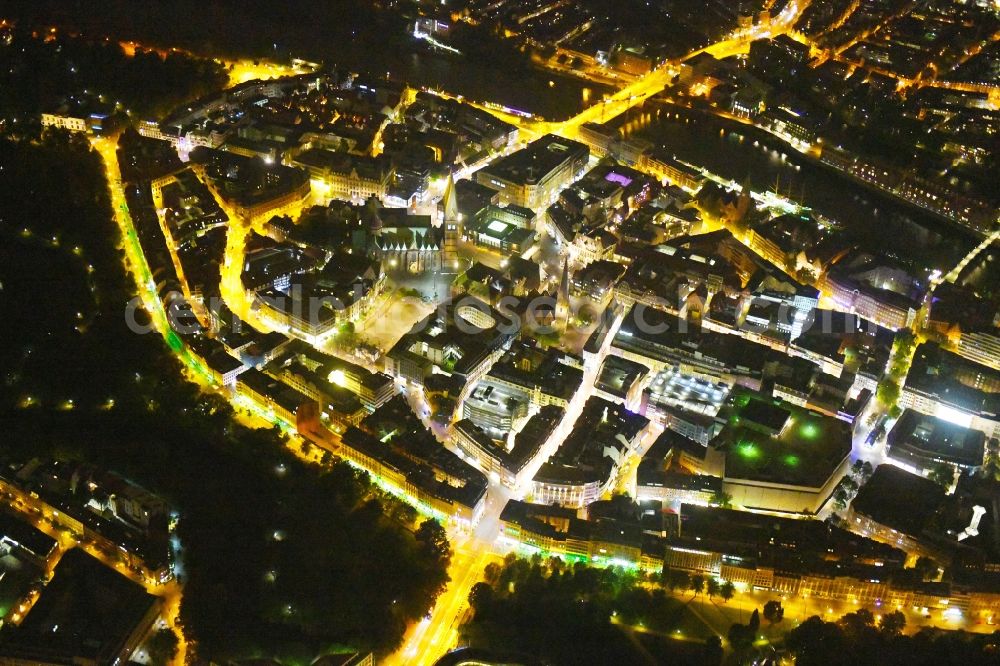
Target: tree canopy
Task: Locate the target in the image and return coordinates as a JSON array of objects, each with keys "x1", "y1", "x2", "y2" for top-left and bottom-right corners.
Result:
[
  {"x1": 0, "y1": 133, "x2": 449, "y2": 661},
  {"x1": 460, "y1": 555, "x2": 700, "y2": 665},
  {"x1": 786, "y1": 609, "x2": 1000, "y2": 665}
]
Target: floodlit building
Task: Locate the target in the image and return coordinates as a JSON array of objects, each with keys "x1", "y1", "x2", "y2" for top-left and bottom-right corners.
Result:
[
  {"x1": 663, "y1": 503, "x2": 917, "y2": 607},
  {"x1": 40, "y1": 112, "x2": 87, "y2": 133},
  {"x1": 636, "y1": 432, "x2": 721, "y2": 504},
  {"x1": 710, "y1": 391, "x2": 853, "y2": 514},
  {"x1": 339, "y1": 397, "x2": 488, "y2": 526},
  {"x1": 235, "y1": 367, "x2": 320, "y2": 430},
  {"x1": 452, "y1": 405, "x2": 564, "y2": 489},
  {"x1": 385, "y1": 300, "x2": 516, "y2": 389},
  {"x1": 531, "y1": 396, "x2": 651, "y2": 507},
  {"x1": 886, "y1": 409, "x2": 986, "y2": 475},
  {"x1": 475, "y1": 134, "x2": 589, "y2": 211},
  {"x1": 190, "y1": 147, "x2": 312, "y2": 226},
  {"x1": 594, "y1": 355, "x2": 649, "y2": 406},
  {"x1": 499, "y1": 499, "x2": 667, "y2": 570},
  {"x1": 41, "y1": 108, "x2": 116, "y2": 135},
  {"x1": 291, "y1": 149, "x2": 393, "y2": 201},
  {"x1": 901, "y1": 343, "x2": 1000, "y2": 440},
  {"x1": 639, "y1": 150, "x2": 705, "y2": 191},
  {"x1": 483, "y1": 341, "x2": 584, "y2": 410}
]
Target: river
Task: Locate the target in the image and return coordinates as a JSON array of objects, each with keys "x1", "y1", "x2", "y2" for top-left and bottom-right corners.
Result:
[
  {"x1": 325, "y1": 38, "x2": 608, "y2": 121},
  {"x1": 395, "y1": 50, "x2": 605, "y2": 121},
  {"x1": 610, "y1": 103, "x2": 982, "y2": 274}
]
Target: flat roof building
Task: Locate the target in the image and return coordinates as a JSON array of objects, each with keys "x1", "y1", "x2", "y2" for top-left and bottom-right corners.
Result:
[
  {"x1": 0, "y1": 511, "x2": 59, "y2": 568},
  {"x1": 887, "y1": 409, "x2": 986, "y2": 473},
  {"x1": 637, "y1": 433, "x2": 721, "y2": 505},
  {"x1": 669, "y1": 503, "x2": 906, "y2": 577},
  {"x1": 595, "y1": 355, "x2": 649, "y2": 405},
  {"x1": 713, "y1": 390, "x2": 853, "y2": 514},
  {"x1": 0, "y1": 550, "x2": 160, "y2": 666},
  {"x1": 475, "y1": 134, "x2": 588, "y2": 211},
  {"x1": 902, "y1": 342, "x2": 1000, "y2": 440},
  {"x1": 453, "y1": 405, "x2": 564, "y2": 490},
  {"x1": 848, "y1": 465, "x2": 948, "y2": 557}
]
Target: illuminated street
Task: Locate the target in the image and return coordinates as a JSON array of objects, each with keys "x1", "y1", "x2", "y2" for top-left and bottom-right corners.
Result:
[
  {"x1": 4, "y1": 2, "x2": 1000, "y2": 663},
  {"x1": 387, "y1": 542, "x2": 503, "y2": 666}
]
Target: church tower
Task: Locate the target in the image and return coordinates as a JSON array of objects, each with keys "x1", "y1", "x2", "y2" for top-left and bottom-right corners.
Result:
[
  {"x1": 442, "y1": 173, "x2": 460, "y2": 258},
  {"x1": 556, "y1": 256, "x2": 571, "y2": 330}
]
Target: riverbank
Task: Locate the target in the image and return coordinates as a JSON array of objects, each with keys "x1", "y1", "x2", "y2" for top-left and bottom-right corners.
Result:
[{"x1": 615, "y1": 101, "x2": 981, "y2": 271}]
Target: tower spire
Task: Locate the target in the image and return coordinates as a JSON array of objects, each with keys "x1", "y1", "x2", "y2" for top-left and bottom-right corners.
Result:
[
  {"x1": 442, "y1": 173, "x2": 460, "y2": 258},
  {"x1": 558, "y1": 256, "x2": 570, "y2": 302},
  {"x1": 556, "y1": 256, "x2": 570, "y2": 330},
  {"x1": 442, "y1": 172, "x2": 458, "y2": 223}
]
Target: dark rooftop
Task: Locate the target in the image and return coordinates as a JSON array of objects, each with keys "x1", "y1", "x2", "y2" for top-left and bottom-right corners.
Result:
[
  {"x1": 906, "y1": 342, "x2": 1000, "y2": 417},
  {"x1": 477, "y1": 134, "x2": 587, "y2": 186},
  {"x1": 739, "y1": 400, "x2": 791, "y2": 434},
  {"x1": 719, "y1": 391, "x2": 852, "y2": 487},
  {"x1": 0, "y1": 549, "x2": 159, "y2": 664},
  {"x1": 0, "y1": 511, "x2": 58, "y2": 562},
  {"x1": 674, "y1": 503, "x2": 906, "y2": 574},
  {"x1": 596, "y1": 355, "x2": 649, "y2": 399},
  {"x1": 852, "y1": 465, "x2": 947, "y2": 539},
  {"x1": 887, "y1": 409, "x2": 987, "y2": 469}
]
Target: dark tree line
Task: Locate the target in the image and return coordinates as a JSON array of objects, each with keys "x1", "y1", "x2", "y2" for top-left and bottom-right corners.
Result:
[
  {"x1": 463, "y1": 555, "x2": 722, "y2": 665},
  {"x1": 0, "y1": 133, "x2": 450, "y2": 661},
  {"x1": 0, "y1": 26, "x2": 227, "y2": 121},
  {"x1": 785, "y1": 608, "x2": 1000, "y2": 666}
]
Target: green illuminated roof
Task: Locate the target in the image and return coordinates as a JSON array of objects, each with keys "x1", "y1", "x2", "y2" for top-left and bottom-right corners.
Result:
[{"x1": 720, "y1": 390, "x2": 852, "y2": 487}]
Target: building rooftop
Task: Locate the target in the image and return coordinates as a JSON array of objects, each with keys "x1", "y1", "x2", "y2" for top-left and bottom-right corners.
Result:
[
  {"x1": 0, "y1": 510, "x2": 58, "y2": 562},
  {"x1": 455, "y1": 404, "x2": 562, "y2": 477},
  {"x1": 572, "y1": 260, "x2": 627, "y2": 295},
  {"x1": 717, "y1": 391, "x2": 852, "y2": 488},
  {"x1": 487, "y1": 342, "x2": 584, "y2": 403},
  {"x1": 190, "y1": 146, "x2": 309, "y2": 209},
  {"x1": 500, "y1": 499, "x2": 658, "y2": 563},
  {"x1": 0, "y1": 462, "x2": 171, "y2": 572},
  {"x1": 349, "y1": 397, "x2": 488, "y2": 511},
  {"x1": 454, "y1": 178, "x2": 500, "y2": 217},
  {"x1": 477, "y1": 134, "x2": 587, "y2": 186},
  {"x1": 793, "y1": 309, "x2": 895, "y2": 370},
  {"x1": 465, "y1": 380, "x2": 529, "y2": 426},
  {"x1": 852, "y1": 465, "x2": 947, "y2": 539},
  {"x1": 387, "y1": 299, "x2": 515, "y2": 381},
  {"x1": 674, "y1": 503, "x2": 906, "y2": 574},
  {"x1": 238, "y1": 367, "x2": 315, "y2": 416},
  {"x1": 596, "y1": 355, "x2": 649, "y2": 400},
  {"x1": 739, "y1": 400, "x2": 792, "y2": 435},
  {"x1": 0, "y1": 549, "x2": 43, "y2": 630},
  {"x1": 292, "y1": 148, "x2": 390, "y2": 182},
  {"x1": 204, "y1": 348, "x2": 246, "y2": 376},
  {"x1": 534, "y1": 396, "x2": 648, "y2": 487},
  {"x1": 613, "y1": 305, "x2": 788, "y2": 380},
  {"x1": 508, "y1": 406, "x2": 564, "y2": 472},
  {"x1": 887, "y1": 409, "x2": 986, "y2": 469},
  {"x1": 637, "y1": 432, "x2": 719, "y2": 493},
  {"x1": 0, "y1": 549, "x2": 159, "y2": 664},
  {"x1": 906, "y1": 342, "x2": 1000, "y2": 418}
]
